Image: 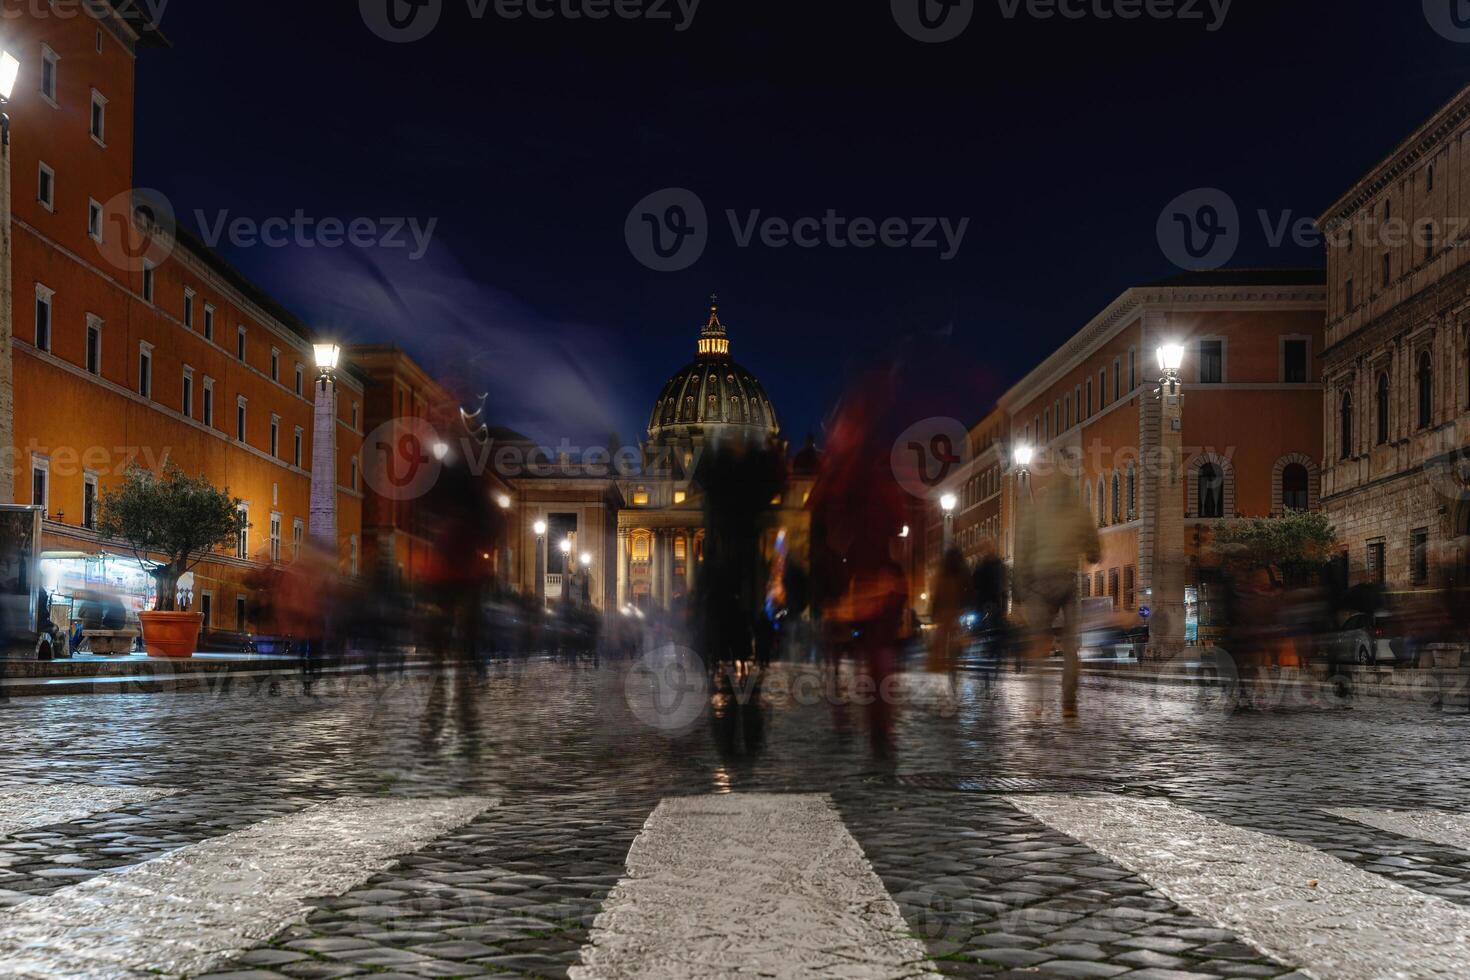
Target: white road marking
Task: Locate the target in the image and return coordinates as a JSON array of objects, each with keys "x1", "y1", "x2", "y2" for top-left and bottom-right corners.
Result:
[
  {"x1": 1329, "y1": 806, "x2": 1470, "y2": 852},
  {"x1": 572, "y1": 793, "x2": 940, "y2": 980},
  {"x1": 1009, "y1": 793, "x2": 1470, "y2": 980},
  {"x1": 0, "y1": 795, "x2": 494, "y2": 979},
  {"x1": 0, "y1": 784, "x2": 174, "y2": 838}
]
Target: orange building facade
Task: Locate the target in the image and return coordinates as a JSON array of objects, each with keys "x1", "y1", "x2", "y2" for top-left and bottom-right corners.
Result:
[
  {"x1": 993, "y1": 271, "x2": 1326, "y2": 629},
  {"x1": 5, "y1": 5, "x2": 364, "y2": 633}
]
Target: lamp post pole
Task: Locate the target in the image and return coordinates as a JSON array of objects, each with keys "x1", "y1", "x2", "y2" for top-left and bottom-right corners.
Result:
[
  {"x1": 534, "y1": 520, "x2": 547, "y2": 608},
  {"x1": 1148, "y1": 344, "x2": 1187, "y2": 663},
  {"x1": 0, "y1": 52, "x2": 21, "y2": 505},
  {"x1": 308, "y1": 344, "x2": 341, "y2": 555},
  {"x1": 940, "y1": 493, "x2": 957, "y2": 552}
]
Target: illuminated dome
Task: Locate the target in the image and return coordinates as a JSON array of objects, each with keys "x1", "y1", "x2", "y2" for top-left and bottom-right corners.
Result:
[{"x1": 648, "y1": 298, "x2": 781, "y2": 445}]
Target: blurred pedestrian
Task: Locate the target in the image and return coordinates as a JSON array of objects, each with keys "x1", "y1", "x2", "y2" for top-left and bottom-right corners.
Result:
[
  {"x1": 1015, "y1": 484, "x2": 1100, "y2": 717},
  {"x1": 927, "y1": 546, "x2": 972, "y2": 685},
  {"x1": 972, "y1": 534, "x2": 1010, "y2": 677}
]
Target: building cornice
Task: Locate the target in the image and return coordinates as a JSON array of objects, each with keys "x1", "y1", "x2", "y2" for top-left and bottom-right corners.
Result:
[{"x1": 1318, "y1": 82, "x2": 1470, "y2": 230}]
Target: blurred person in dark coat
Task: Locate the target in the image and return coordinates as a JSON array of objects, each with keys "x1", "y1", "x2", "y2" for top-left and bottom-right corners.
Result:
[{"x1": 1015, "y1": 484, "x2": 1099, "y2": 718}]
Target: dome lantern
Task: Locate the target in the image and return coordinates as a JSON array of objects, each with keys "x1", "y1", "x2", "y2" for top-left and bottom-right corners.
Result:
[{"x1": 648, "y1": 296, "x2": 780, "y2": 445}]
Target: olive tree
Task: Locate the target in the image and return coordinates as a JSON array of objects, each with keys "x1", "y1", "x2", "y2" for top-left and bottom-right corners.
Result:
[
  {"x1": 96, "y1": 463, "x2": 250, "y2": 612},
  {"x1": 1212, "y1": 510, "x2": 1338, "y2": 590}
]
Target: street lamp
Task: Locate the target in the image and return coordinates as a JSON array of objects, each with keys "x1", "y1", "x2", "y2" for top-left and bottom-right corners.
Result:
[
  {"x1": 580, "y1": 552, "x2": 592, "y2": 568},
  {"x1": 0, "y1": 48, "x2": 19, "y2": 504},
  {"x1": 496, "y1": 493, "x2": 512, "y2": 510},
  {"x1": 1013, "y1": 444, "x2": 1034, "y2": 472},
  {"x1": 1149, "y1": 341, "x2": 1188, "y2": 662},
  {"x1": 534, "y1": 520, "x2": 547, "y2": 606},
  {"x1": 308, "y1": 341, "x2": 341, "y2": 552},
  {"x1": 1158, "y1": 343, "x2": 1185, "y2": 393},
  {"x1": 940, "y1": 492, "x2": 957, "y2": 550}
]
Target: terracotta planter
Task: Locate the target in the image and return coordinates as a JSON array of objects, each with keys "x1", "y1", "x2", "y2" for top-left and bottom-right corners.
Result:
[{"x1": 138, "y1": 611, "x2": 203, "y2": 659}]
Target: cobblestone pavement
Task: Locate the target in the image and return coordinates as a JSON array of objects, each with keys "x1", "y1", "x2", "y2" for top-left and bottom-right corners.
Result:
[{"x1": 2, "y1": 657, "x2": 1470, "y2": 978}]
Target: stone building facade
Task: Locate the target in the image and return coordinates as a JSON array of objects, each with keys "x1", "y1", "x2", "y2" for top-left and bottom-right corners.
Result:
[{"x1": 1319, "y1": 83, "x2": 1470, "y2": 590}]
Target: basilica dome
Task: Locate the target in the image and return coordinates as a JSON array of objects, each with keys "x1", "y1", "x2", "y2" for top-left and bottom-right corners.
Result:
[{"x1": 648, "y1": 299, "x2": 781, "y2": 445}]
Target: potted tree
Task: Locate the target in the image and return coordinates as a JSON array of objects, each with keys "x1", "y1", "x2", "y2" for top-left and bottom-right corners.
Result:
[{"x1": 97, "y1": 463, "x2": 250, "y2": 659}]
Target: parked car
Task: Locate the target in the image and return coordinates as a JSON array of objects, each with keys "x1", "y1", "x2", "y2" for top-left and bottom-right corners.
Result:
[{"x1": 1317, "y1": 612, "x2": 1400, "y2": 667}]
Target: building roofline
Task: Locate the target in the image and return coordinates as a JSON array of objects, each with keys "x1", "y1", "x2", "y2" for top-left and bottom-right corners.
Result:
[{"x1": 1318, "y1": 81, "x2": 1470, "y2": 228}]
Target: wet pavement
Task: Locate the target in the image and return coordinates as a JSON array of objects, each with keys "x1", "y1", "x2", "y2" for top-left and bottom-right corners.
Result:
[{"x1": 1, "y1": 656, "x2": 1469, "y2": 978}]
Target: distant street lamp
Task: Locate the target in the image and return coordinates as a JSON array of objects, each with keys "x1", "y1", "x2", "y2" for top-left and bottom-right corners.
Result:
[
  {"x1": 496, "y1": 493, "x2": 512, "y2": 510},
  {"x1": 1149, "y1": 341, "x2": 1188, "y2": 662},
  {"x1": 534, "y1": 519, "x2": 547, "y2": 606},
  {"x1": 0, "y1": 48, "x2": 21, "y2": 505},
  {"x1": 308, "y1": 342, "x2": 341, "y2": 552},
  {"x1": 940, "y1": 492, "x2": 957, "y2": 550}
]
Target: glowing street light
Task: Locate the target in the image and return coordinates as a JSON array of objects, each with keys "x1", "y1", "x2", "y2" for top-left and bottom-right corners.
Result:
[
  {"x1": 0, "y1": 51, "x2": 19, "y2": 103},
  {"x1": 559, "y1": 538, "x2": 572, "y2": 555},
  {"x1": 313, "y1": 343, "x2": 341, "y2": 389},
  {"x1": 1157, "y1": 342, "x2": 1185, "y2": 377},
  {"x1": 533, "y1": 519, "x2": 547, "y2": 537},
  {"x1": 940, "y1": 493, "x2": 958, "y2": 514},
  {"x1": 496, "y1": 493, "x2": 512, "y2": 509},
  {"x1": 580, "y1": 552, "x2": 592, "y2": 568},
  {"x1": 1013, "y1": 444, "x2": 1034, "y2": 471}
]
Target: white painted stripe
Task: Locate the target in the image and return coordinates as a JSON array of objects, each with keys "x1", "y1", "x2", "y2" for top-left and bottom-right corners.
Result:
[
  {"x1": 572, "y1": 793, "x2": 940, "y2": 980},
  {"x1": 0, "y1": 784, "x2": 174, "y2": 838},
  {"x1": 0, "y1": 795, "x2": 494, "y2": 979},
  {"x1": 1329, "y1": 806, "x2": 1470, "y2": 852},
  {"x1": 1009, "y1": 793, "x2": 1470, "y2": 980}
]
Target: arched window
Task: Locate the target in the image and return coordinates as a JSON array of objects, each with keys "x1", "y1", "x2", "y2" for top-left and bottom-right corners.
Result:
[
  {"x1": 1282, "y1": 464, "x2": 1310, "y2": 512},
  {"x1": 1097, "y1": 480, "x2": 1106, "y2": 527},
  {"x1": 1418, "y1": 350, "x2": 1434, "y2": 429},
  {"x1": 1376, "y1": 373, "x2": 1390, "y2": 445},
  {"x1": 1198, "y1": 463, "x2": 1225, "y2": 519},
  {"x1": 1126, "y1": 463, "x2": 1136, "y2": 519},
  {"x1": 1111, "y1": 472, "x2": 1121, "y2": 524},
  {"x1": 1340, "y1": 392, "x2": 1353, "y2": 460}
]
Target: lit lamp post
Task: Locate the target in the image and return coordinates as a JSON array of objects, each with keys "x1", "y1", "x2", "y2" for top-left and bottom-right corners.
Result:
[
  {"x1": 1148, "y1": 342, "x2": 1187, "y2": 663},
  {"x1": 1007, "y1": 443, "x2": 1034, "y2": 569},
  {"x1": 308, "y1": 343, "x2": 341, "y2": 553},
  {"x1": 579, "y1": 551, "x2": 593, "y2": 607},
  {"x1": 533, "y1": 519, "x2": 547, "y2": 606},
  {"x1": 940, "y1": 493, "x2": 957, "y2": 551},
  {"x1": 0, "y1": 49, "x2": 21, "y2": 505}
]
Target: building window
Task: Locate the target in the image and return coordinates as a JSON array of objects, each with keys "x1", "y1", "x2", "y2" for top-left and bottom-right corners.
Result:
[
  {"x1": 1086, "y1": 379, "x2": 1093, "y2": 417},
  {"x1": 1345, "y1": 278, "x2": 1354, "y2": 309},
  {"x1": 293, "y1": 427, "x2": 303, "y2": 468},
  {"x1": 1198, "y1": 340, "x2": 1224, "y2": 383},
  {"x1": 204, "y1": 303, "x2": 215, "y2": 341},
  {"x1": 1129, "y1": 347, "x2": 1137, "y2": 391},
  {"x1": 1367, "y1": 540, "x2": 1386, "y2": 586},
  {"x1": 1111, "y1": 472, "x2": 1121, "y2": 524},
  {"x1": 37, "y1": 162, "x2": 54, "y2": 210},
  {"x1": 1424, "y1": 220, "x2": 1437, "y2": 262},
  {"x1": 1064, "y1": 395, "x2": 1072, "y2": 429},
  {"x1": 182, "y1": 367, "x2": 194, "y2": 419},
  {"x1": 236, "y1": 595, "x2": 247, "y2": 629},
  {"x1": 1099, "y1": 369, "x2": 1107, "y2": 406},
  {"x1": 632, "y1": 487, "x2": 650, "y2": 506},
  {"x1": 1418, "y1": 350, "x2": 1433, "y2": 429},
  {"x1": 237, "y1": 326, "x2": 247, "y2": 361},
  {"x1": 269, "y1": 416, "x2": 280, "y2": 458},
  {"x1": 1097, "y1": 480, "x2": 1106, "y2": 527},
  {"x1": 88, "y1": 199, "x2": 103, "y2": 242},
  {"x1": 31, "y1": 456, "x2": 48, "y2": 515},
  {"x1": 1198, "y1": 463, "x2": 1225, "y2": 518},
  {"x1": 1126, "y1": 463, "x2": 1136, "y2": 518},
  {"x1": 141, "y1": 262, "x2": 155, "y2": 303},
  {"x1": 202, "y1": 378, "x2": 215, "y2": 427},
  {"x1": 85, "y1": 314, "x2": 101, "y2": 371},
  {"x1": 351, "y1": 401, "x2": 360, "y2": 429},
  {"x1": 1282, "y1": 464, "x2": 1310, "y2": 512},
  {"x1": 1382, "y1": 252, "x2": 1391, "y2": 288},
  {"x1": 34, "y1": 285, "x2": 52, "y2": 351},
  {"x1": 200, "y1": 592, "x2": 213, "y2": 628},
  {"x1": 235, "y1": 506, "x2": 249, "y2": 560},
  {"x1": 90, "y1": 89, "x2": 107, "y2": 144},
  {"x1": 1283, "y1": 339, "x2": 1308, "y2": 383},
  {"x1": 1108, "y1": 568, "x2": 1120, "y2": 609},
  {"x1": 270, "y1": 348, "x2": 280, "y2": 382},
  {"x1": 138, "y1": 343, "x2": 152, "y2": 398},
  {"x1": 40, "y1": 45, "x2": 58, "y2": 103},
  {"x1": 236, "y1": 398, "x2": 247, "y2": 443},
  {"x1": 350, "y1": 456, "x2": 358, "y2": 491},
  {"x1": 1113, "y1": 358, "x2": 1121, "y2": 403},
  {"x1": 294, "y1": 364, "x2": 303, "y2": 396},
  {"x1": 1339, "y1": 392, "x2": 1353, "y2": 460},
  {"x1": 292, "y1": 520, "x2": 304, "y2": 562},
  {"x1": 349, "y1": 535, "x2": 359, "y2": 576},
  {"x1": 1428, "y1": 163, "x2": 1436, "y2": 192},
  {"x1": 269, "y1": 514, "x2": 282, "y2": 564},
  {"x1": 83, "y1": 473, "x2": 98, "y2": 530},
  {"x1": 1124, "y1": 565, "x2": 1136, "y2": 610},
  {"x1": 1411, "y1": 528, "x2": 1430, "y2": 585},
  {"x1": 183, "y1": 288, "x2": 195, "y2": 328},
  {"x1": 1376, "y1": 373, "x2": 1390, "y2": 445}
]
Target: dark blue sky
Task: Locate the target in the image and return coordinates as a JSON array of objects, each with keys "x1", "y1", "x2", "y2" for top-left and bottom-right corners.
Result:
[{"x1": 132, "y1": 1, "x2": 1470, "y2": 448}]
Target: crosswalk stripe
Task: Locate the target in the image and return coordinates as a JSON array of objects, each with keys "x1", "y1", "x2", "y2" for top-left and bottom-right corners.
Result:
[
  {"x1": 0, "y1": 784, "x2": 175, "y2": 838},
  {"x1": 0, "y1": 795, "x2": 494, "y2": 979},
  {"x1": 1328, "y1": 806, "x2": 1470, "y2": 852},
  {"x1": 1008, "y1": 793, "x2": 1470, "y2": 980},
  {"x1": 572, "y1": 794, "x2": 941, "y2": 980}
]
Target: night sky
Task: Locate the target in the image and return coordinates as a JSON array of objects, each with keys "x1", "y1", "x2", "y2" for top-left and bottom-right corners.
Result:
[{"x1": 131, "y1": 0, "x2": 1469, "y2": 449}]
